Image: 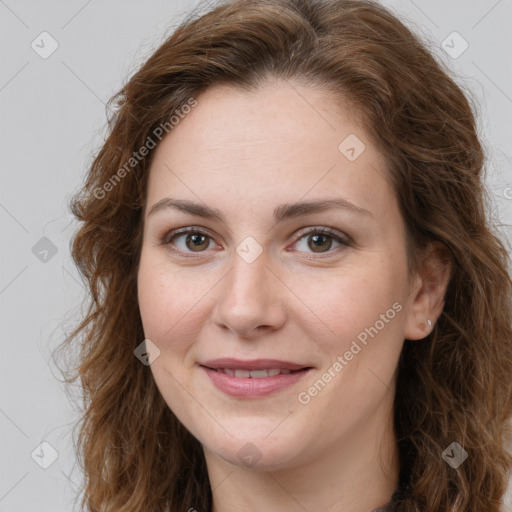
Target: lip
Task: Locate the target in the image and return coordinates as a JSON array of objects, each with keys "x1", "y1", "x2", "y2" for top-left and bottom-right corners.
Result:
[
  {"x1": 199, "y1": 358, "x2": 313, "y2": 398},
  {"x1": 200, "y1": 358, "x2": 310, "y2": 371}
]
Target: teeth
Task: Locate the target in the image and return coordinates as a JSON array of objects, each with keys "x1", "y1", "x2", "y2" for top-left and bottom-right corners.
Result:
[{"x1": 217, "y1": 368, "x2": 295, "y2": 378}]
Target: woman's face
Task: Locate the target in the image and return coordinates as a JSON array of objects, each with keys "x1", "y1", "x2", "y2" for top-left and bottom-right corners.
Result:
[{"x1": 137, "y1": 79, "x2": 422, "y2": 471}]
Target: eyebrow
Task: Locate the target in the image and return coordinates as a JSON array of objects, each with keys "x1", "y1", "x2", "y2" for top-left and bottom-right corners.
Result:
[{"x1": 147, "y1": 197, "x2": 374, "y2": 225}]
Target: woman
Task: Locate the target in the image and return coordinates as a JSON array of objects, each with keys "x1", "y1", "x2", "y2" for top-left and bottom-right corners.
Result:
[{"x1": 55, "y1": 0, "x2": 512, "y2": 510}]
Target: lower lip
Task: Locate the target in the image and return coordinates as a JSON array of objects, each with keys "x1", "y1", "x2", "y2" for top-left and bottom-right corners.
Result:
[{"x1": 200, "y1": 366, "x2": 312, "y2": 398}]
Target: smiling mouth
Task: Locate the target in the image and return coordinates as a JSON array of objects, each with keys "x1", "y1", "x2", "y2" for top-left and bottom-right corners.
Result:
[
  {"x1": 200, "y1": 364, "x2": 313, "y2": 398},
  {"x1": 200, "y1": 366, "x2": 311, "y2": 378}
]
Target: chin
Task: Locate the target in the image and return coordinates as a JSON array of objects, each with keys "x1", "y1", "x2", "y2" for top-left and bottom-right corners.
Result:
[{"x1": 200, "y1": 423, "x2": 307, "y2": 471}]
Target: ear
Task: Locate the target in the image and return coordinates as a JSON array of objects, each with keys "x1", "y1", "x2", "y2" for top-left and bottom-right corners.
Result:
[{"x1": 404, "y1": 241, "x2": 452, "y2": 341}]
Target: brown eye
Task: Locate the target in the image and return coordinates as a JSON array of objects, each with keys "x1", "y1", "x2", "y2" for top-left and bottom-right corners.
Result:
[
  {"x1": 184, "y1": 232, "x2": 210, "y2": 252},
  {"x1": 293, "y1": 228, "x2": 348, "y2": 255},
  {"x1": 163, "y1": 229, "x2": 214, "y2": 254},
  {"x1": 307, "y1": 233, "x2": 334, "y2": 253}
]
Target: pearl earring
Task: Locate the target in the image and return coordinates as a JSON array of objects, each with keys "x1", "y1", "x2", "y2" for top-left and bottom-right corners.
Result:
[{"x1": 419, "y1": 319, "x2": 433, "y2": 331}]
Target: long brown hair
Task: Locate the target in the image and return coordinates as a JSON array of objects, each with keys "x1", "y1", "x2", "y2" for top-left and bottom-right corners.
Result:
[{"x1": 53, "y1": 0, "x2": 512, "y2": 510}]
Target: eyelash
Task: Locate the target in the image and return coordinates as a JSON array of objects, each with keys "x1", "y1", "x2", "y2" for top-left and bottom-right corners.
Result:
[{"x1": 160, "y1": 226, "x2": 352, "y2": 259}]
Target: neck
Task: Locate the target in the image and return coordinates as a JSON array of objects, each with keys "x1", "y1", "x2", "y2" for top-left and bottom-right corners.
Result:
[{"x1": 204, "y1": 396, "x2": 400, "y2": 512}]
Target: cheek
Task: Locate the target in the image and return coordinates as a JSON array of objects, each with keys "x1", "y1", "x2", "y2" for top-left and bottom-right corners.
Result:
[
  {"x1": 137, "y1": 256, "x2": 206, "y2": 421},
  {"x1": 137, "y1": 254, "x2": 216, "y2": 357},
  {"x1": 297, "y1": 264, "x2": 405, "y2": 425},
  {"x1": 300, "y1": 260, "x2": 404, "y2": 354}
]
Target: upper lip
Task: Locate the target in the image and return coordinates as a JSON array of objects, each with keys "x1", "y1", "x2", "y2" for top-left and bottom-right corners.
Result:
[{"x1": 200, "y1": 358, "x2": 311, "y2": 371}]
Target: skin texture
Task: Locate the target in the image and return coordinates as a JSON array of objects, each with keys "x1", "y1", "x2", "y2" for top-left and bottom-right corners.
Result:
[{"x1": 137, "y1": 79, "x2": 451, "y2": 512}]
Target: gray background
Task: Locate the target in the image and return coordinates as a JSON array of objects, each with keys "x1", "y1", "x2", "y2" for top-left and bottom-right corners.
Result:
[{"x1": 1, "y1": 0, "x2": 511, "y2": 510}]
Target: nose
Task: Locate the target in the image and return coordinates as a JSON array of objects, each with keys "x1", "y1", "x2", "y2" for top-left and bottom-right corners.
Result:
[{"x1": 212, "y1": 249, "x2": 287, "y2": 339}]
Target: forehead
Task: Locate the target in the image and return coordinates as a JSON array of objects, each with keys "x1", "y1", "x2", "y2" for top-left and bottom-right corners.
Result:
[
  {"x1": 145, "y1": 80, "x2": 396, "y2": 224},
  {"x1": 155, "y1": 79, "x2": 365, "y2": 156}
]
